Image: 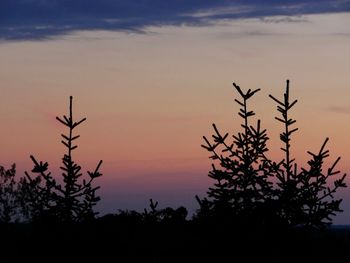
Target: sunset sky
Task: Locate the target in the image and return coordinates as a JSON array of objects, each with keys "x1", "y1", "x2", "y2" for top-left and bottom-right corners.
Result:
[{"x1": 1, "y1": 1, "x2": 350, "y2": 223}]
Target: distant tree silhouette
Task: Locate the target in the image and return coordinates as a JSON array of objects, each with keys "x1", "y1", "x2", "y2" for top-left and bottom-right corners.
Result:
[
  {"x1": 22, "y1": 96, "x2": 103, "y2": 222},
  {"x1": 143, "y1": 198, "x2": 160, "y2": 222},
  {"x1": 143, "y1": 199, "x2": 188, "y2": 223},
  {"x1": 0, "y1": 164, "x2": 22, "y2": 222},
  {"x1": 198, "y1": 80, "x2": 347, "y2": 228}
]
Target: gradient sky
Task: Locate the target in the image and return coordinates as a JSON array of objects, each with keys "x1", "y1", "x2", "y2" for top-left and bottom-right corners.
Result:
[{"x1": 1, "y1": 1, "x2": 350, "y2": 223}]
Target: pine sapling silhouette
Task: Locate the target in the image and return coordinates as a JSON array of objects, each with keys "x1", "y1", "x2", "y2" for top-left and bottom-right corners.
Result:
[
  {"x1": 197, "y1": 84, "x2": 272, "y2": 224},
  {"x1": 269, "y1": 80, "x2": 347, "y2": 228},
  {"x1": 198, "y1": 80, "x2": 347, "y2": 228},
  {"x1": 265, "y1": 80, "x2": 300, "y2": 226},
  {"x1": 23, "y1": 96, "x2": 103, "y2": 222}
]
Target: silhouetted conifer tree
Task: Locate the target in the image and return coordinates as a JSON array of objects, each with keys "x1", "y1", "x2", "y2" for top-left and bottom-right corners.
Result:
[
  {"x1": 22, "y1": 96, "x2": 103, "y2": 222},
  {"x1": 269, "y1": 80, "x2": 346, "y2": 228},
  {"x1": 198, "y1": 80, "x2": 347, "y2": 228},
  {"x1": 198, "y1": 84, "x2": 273, "y2": 224}
]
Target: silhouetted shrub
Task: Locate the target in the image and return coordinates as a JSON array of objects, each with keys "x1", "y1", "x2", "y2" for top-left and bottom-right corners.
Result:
[
  {"x1": 97, "y1": 200, "x2": 188, "y2": 226},
  {"x1": 160, "y1": 207, "x2": 188, "y2": 223},
  {"x1": 22, "y1": 96, "x2": 103, "y2": 222},
  {"x1": 143, "y1": 198, "x2": 160, "y2": 222},
  {"x1": 197, "y1": 80, "x2": 347, "y2": 228},
  {"x1": 0, "y1": 164, "x2": 23, "y2": 222},
  {"x1": 143, "y1": 199, "x2": 188, "y2": 223}
]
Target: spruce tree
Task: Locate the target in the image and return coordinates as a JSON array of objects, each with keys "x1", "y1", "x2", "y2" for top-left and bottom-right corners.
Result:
[
  {"x1": 198, "y1": 80, "x2": 347, "y2": 228},
  {"x1": 198, "y1": 84, "x2": 272, "y2": 224},
  {"x1": 23, "y1": 96, "x2": 103, "y2": 222},
  {"x1": 269, "y1": 80, "x2": 346, "y2": 228}
]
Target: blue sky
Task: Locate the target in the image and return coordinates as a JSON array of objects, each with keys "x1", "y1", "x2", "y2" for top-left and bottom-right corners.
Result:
[{"x1": 1, "y1": 0, "x2": 350, "y2": 40}]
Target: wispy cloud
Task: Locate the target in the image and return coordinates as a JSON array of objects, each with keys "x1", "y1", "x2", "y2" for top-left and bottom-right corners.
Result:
[
  {"x1": 1, "y1": 0, "x2": 350, "y2": 41},
  {"x1": 327, "y1": 106, "x2": 350, "y2": 114},
  {"x1": 259, "y1": 16, "x2": 309, "y2": 24}
]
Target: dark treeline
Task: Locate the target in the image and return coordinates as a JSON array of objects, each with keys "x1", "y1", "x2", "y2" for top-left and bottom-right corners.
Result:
[{"x1": 0, "y1": 80, "x2": 349, "y2": 262}]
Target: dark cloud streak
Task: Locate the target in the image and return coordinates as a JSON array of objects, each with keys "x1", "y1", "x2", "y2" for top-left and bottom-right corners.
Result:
[{"x1": 1, "y1": 0, "x2": 349, "y2": 41}]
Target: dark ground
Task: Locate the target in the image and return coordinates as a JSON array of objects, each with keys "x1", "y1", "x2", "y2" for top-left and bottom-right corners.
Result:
[{"x1": 1, "y1": 219, "x2": 350, "y2": 262}]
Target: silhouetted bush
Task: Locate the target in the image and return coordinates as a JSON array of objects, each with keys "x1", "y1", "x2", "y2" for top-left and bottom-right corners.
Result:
[
  {"x1": 21, "y1": 96, "x2": 103, "y2": 222},
  {"x1": 143, "y1": 199, "x2": 188, "y2": 223},
  {"x1": 197, "y1": 80, "x2": 347, "y2": 228},
  {"x1": 0, "y1": 164, "x2": 23, "y2": 222},
  {"x1": 96, "y1": 199, "x2": 188, "y2": 226}
]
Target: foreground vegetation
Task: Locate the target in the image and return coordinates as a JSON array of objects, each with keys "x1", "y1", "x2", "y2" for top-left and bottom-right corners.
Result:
[{"x1": 0, "y1": 80, "x2": 348, "y2": 261}]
